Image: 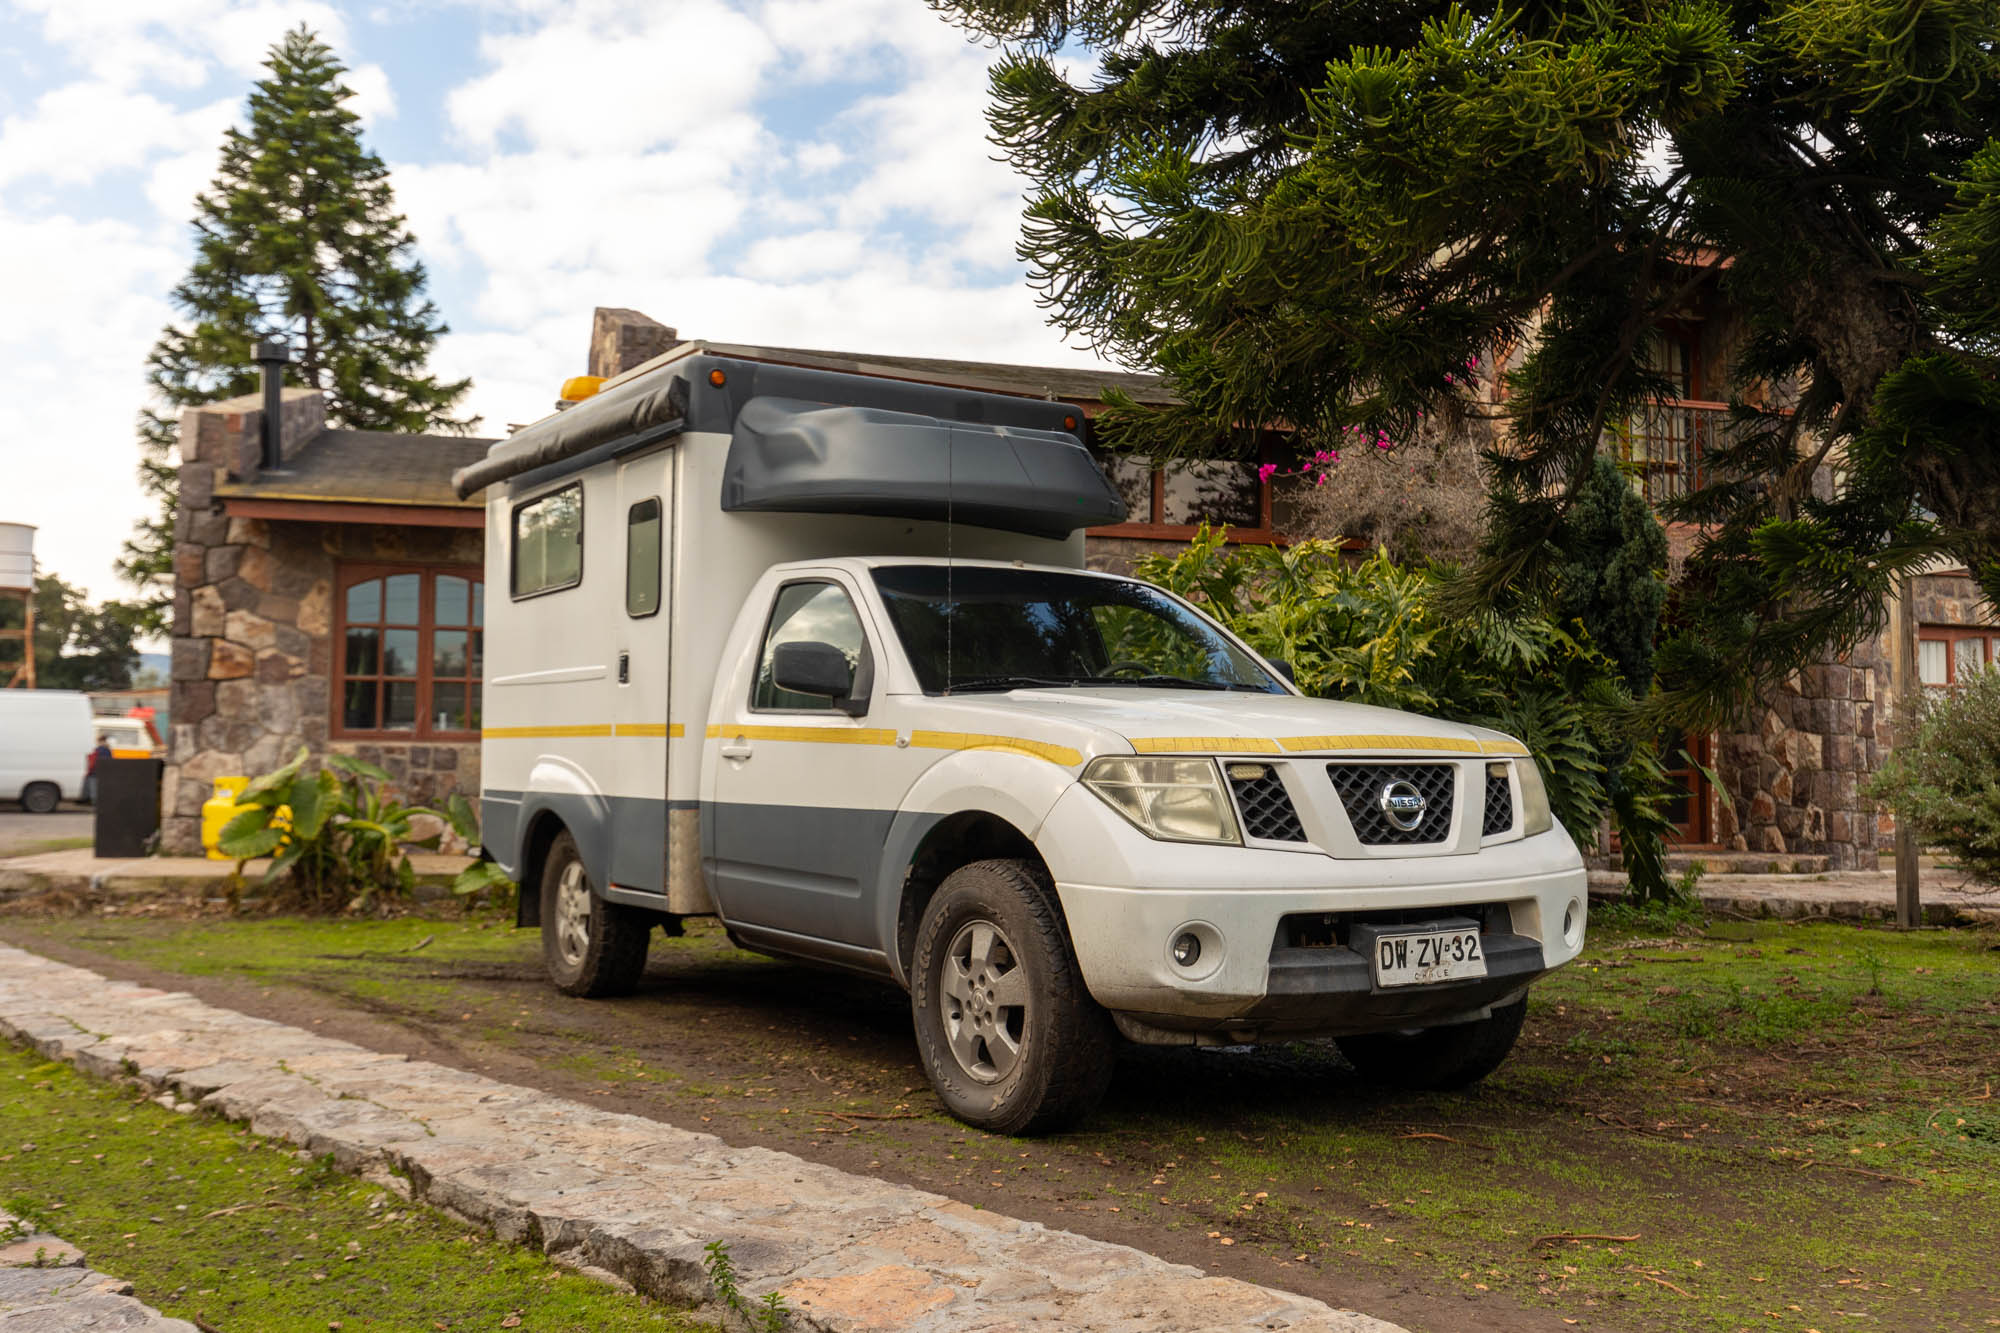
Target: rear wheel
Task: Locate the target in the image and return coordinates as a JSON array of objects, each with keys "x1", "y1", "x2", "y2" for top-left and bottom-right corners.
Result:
[
  {"x1": 910, "y1": 858, "x2": 1113, "y2": 1135},
  {"x1": 19, "y1": 782, "x2": 59, "y2": 815},
  {"x1": 1337, "y1": 998, "x2": 1528, "y2": 1091},
  {"x1": 539, "y1": 830, "x2": 649, "y2": 997}
]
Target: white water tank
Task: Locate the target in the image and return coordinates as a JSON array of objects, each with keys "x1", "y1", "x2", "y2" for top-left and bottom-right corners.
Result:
[{"x1": 0, "y1": 523, "x2": 32, "y2": 591}]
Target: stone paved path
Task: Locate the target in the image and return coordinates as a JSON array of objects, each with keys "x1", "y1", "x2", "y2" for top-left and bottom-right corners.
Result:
[
  {"x1": 1587, "y1": 866, "x2": 2000, "y2": 924},
  {"x1": 0, "y1": 945, "x2": 1404, "y2": 1333},
  {"x1": 0, "y1": 1209, "x2": 197, "y2": 1331}
]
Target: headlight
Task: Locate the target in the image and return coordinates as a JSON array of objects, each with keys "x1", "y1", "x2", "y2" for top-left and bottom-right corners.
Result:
[
  {"x1": 1517, "y1": 756, "x2": 1553, "y2": 836},
  {"x1": 1083, "y1": 756, "x2": 1242, "y2": 845}
]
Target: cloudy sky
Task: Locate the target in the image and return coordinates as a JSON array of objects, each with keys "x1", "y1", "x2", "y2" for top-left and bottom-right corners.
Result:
[{"x1": 0, "y1": 0, "x2": 1109, "y2": 613}]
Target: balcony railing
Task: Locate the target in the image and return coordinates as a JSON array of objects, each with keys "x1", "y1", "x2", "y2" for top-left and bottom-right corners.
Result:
[{"x1": 1605, "y1": 399, "x2": 1732, "y2": 507}]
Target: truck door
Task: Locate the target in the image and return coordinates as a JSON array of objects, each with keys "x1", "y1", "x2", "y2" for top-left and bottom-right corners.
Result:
[
  {"x1": 707, "y1": 575, "x2": 901, "y2": 950},
  {"x1": 608, "y1": 456, "x2": 673, "y2": 894}
]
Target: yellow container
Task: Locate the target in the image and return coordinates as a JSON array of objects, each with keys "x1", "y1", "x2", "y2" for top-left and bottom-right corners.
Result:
[{"x1": 201, "y1": 777, "x2": 251, "y2": 860}]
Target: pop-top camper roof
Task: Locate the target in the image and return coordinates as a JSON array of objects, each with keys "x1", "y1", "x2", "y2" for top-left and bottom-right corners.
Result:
[{"x1": 451, "y1": 351, "x2": 1128, "y2": 540}]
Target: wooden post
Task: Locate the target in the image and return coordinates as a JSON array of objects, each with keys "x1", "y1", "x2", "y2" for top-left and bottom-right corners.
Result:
[{"x1": 1892, "y1": 576, "x2": 1922, "y2": 928}]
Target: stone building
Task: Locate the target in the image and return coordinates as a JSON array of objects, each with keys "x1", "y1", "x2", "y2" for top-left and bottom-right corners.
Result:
[
  {"x1": 163, "y1": 306, "x2": 1997, "y2": 870},
  {"x1": 160, "y1": 386, "x2": 491, "y2": 853}
]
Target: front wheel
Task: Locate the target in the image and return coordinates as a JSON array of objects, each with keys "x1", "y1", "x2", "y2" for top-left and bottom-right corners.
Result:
[
  {"x1": 19, "y1": 782, "x2": 59, "y2": 815},
  {"x1": 539, "y1": 830, "x2": 649, "y2": 997},
  {"x1": 909, "y1": 858, "x2": 1114, "y2": 1135},
  {"x1": 1336, "y1": 998, "x2": 1528, "y2": 1091}
]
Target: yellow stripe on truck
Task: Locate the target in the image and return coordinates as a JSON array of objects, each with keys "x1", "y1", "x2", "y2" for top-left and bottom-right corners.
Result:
[
  {"x1": 482, "y1": 724, "x2": 615, "y2": 739},
  {"x1": 1276, "y1": 733, "x2": 1484, "y2": 754},
  {"x1": 704, "y1": 723, "x2": 898, "y2": 746},
  {"x1": 1129, "y1": 736, "x2": 1282, "y2": 755},
  {"x1": 907, "y1": 731, "x2": 1083, "y2": 768}
]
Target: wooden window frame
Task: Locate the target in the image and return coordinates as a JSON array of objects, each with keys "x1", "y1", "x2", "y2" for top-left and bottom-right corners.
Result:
[
  {"x1": 1088, "y1": 438, "x2": 1285, "y2": 545},
  {"x1": 332, "y1": 561, "x2": 485, "y2": 742},
  {"x1": 1919, "y1": 625, "x2": 1998, "y2": 688}
]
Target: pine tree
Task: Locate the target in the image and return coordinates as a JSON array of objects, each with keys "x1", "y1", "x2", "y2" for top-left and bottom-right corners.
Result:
[
  {"x1": 119, "y1": 26, "x2": 475, "y2": 629},
  {"x1": 934, "y1": 0, "x2": 2000, "y2": 726}
]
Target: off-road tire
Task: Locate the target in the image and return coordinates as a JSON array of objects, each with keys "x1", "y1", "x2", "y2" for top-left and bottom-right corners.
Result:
[
  {"x1": 1337, "y1": 998, "x2": 1528, "y2": 1091},
  {"x1": 910, "y1": 858, "x2": 1114, "y2": 1135},
  {"x1": 19, "y1": 782, "x2": 59, "y2": 815},
  {"x1": 539, "y1": 830, "x2": 649, "y2": 997}
]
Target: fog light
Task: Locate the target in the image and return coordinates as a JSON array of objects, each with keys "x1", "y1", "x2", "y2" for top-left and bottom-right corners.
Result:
[
  {"x1": 1563, "y1": 905, "x2": 1575, "y2": 937},
  {"x1": 1171, "y1": 932, "x2": 1202, "y2": 967},
  {"x1": 1563, "y1": 897, "x2": 1584, "y2": 949}
]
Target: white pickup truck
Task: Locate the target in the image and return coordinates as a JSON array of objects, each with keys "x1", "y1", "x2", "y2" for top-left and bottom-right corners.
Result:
[{"x1": 454, "y1": 346, "x2": 1588, "y2": 1134}]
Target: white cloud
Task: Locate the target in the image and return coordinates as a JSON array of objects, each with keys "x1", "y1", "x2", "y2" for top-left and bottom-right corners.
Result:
[
  {"x1": 0, "y1": 208, "x2": 182, "y2": 603},
  {"x1": 343, "y1": 61, "x2": 395, "y2": 126},
  {"x1": 6, "y1": 0, "x2": 350, "y2": 92},
  {"x1": 738, "y1": 228, "x2": 868, "y2": 279},
  {"x1": 448, "y1": 0, "x2": 777, "y2": 155},
  {"x1": 0, "y1": 84, "x2": 233, "y2": 188}
]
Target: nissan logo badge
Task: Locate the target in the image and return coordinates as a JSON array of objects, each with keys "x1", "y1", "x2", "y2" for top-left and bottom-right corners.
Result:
[{"x1": 1378, "y1": 779, "x2": 1427, "y2": 831}]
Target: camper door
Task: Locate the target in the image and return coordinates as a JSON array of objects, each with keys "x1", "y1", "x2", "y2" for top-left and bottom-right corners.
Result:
[{"x1": 609, "y1": 453, "x2": 674, "y2": 894}]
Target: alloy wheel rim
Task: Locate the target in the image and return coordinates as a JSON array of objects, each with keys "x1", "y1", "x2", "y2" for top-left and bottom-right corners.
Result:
[
  {"x1": 554, "y1": 860, "x2": 591, "y2": 966},
  {"x1": 939, "y1": 919, "x2": 1029, "y2": 1084}
]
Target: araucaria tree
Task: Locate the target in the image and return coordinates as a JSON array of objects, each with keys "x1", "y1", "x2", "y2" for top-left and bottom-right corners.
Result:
[
  {"x1": 120, "y1": 26, "x2": 474, "y2": 629},
  {"x1": 935, "y1": 0, "x2": 2000, "y2": 723}
]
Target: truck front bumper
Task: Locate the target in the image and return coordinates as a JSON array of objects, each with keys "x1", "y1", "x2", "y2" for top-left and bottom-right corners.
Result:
[{"x1": 1038, "y1": 784, "x2": 1589, "y2": 1039}]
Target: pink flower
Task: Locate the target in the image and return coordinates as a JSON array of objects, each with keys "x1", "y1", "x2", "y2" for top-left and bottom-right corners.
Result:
[{"x1": 1258, "y1": 462, "x2": 1277, "y2": 483}]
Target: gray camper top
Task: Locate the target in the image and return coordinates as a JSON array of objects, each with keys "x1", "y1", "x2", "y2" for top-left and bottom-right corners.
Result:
[{"x1": 452, "y1": 353, "x2": 1128, "y2": 540}]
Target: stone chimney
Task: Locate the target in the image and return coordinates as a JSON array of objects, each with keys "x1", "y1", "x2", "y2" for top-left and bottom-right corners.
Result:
[{"x1": 589, "y1": 308, "x2": 679, "y2": 379}]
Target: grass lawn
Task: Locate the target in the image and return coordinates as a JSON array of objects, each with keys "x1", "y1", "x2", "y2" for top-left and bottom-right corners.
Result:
[
  {"x1": 5, "y1": 901, "x2": 1997, "y2": 1331},
  {"x1": 0, "y1": 1042, "x2": 703, "y2": 1331}
]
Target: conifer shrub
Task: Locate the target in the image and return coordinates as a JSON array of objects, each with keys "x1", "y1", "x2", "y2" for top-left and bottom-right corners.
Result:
[{"x1": 1868, "y1": 669, "x2": 2000, "y2": 885}]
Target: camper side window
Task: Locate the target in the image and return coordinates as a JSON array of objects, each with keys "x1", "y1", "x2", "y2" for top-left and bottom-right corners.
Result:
[
  {"x1": 753, "y1": 582, "x2": 868, "y2": 712},
  {"x1": 626, "y1": 498, "x2": 662, "y2": 617},
  {"x1": 512, "y1": 485, "x2": 583, "y2": 599}
]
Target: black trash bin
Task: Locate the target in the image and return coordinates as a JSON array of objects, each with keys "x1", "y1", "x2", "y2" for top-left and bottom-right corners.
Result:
[{"x1": 93, "y1": 757, "x2": 164, "y2": 858}]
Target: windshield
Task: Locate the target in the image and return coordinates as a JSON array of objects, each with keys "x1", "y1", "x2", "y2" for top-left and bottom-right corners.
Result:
[{"x1": 870, "y1": 565, "x2": 1284, "y2": 694}]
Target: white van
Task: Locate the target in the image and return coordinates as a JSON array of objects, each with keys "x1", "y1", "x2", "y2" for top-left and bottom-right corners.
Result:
[
  {"x1": 0, "y1": 690, "x2": 92, "y2": 813},
  {"x1": 455, "y1": 348, "x2": 1589, "y2": 1133}
]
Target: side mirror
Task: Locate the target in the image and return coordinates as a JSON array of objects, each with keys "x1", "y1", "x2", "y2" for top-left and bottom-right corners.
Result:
[
  {"x1": 1271, "y1": 659, "x2": 1297, "y2": 685},
  {"x1": 771, "y1": 640, "x2": 859, "y2": 708}
]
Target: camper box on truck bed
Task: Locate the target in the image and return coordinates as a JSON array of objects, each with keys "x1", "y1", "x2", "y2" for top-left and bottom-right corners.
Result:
[
  {"x1": 456, "y1": 347, "x2": 1590, "y2": 1134},
  {"x1": 0, "y1": 690, "x2": 92, "y2": 812}
]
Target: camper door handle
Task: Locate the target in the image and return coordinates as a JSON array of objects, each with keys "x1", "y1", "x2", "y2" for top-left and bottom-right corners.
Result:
[{"x1": 718, "y1": 740, "x2": 754, "y2": 761}]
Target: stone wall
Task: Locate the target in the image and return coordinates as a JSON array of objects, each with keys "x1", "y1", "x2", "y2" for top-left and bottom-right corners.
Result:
[
  {"x1": 162, "y1": 394, "x2": 482, "y2": 854},
  {"x1": 1710, "y1": 644, "x2": 1893, "y2": 869}
]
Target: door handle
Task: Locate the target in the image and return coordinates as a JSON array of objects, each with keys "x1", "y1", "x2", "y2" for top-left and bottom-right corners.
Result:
[{"x1": 718, "y1": 740, "x2": 754, "y2": 761}]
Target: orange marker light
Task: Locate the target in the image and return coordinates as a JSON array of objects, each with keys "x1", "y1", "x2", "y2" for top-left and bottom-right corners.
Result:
[
  {"x1": 559, "y1": 375, "x2": 606, "y2": 402},
  {"x1": 1063, "y1": 414, "x2": 1078, "y2": 431},
  {"x1": 709, "y1": 369, "x2": 727, "y2": 387}
]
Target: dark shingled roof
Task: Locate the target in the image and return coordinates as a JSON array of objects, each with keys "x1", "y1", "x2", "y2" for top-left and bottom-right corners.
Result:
[{"x1": 215, "y1": 429, "x2": 497, "y2": 509}]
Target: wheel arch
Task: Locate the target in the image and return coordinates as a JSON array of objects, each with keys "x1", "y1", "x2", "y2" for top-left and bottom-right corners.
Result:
[{"x1": 884, "y1": 809, "x2": 1054, "y2": 988}]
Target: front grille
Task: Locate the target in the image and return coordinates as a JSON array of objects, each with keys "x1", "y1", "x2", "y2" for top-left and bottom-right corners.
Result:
[
  {"x1": 1483, "y1": 769, "x2": 1513, "y2": 836},
  {"x1": 1229, "y1": 768, "x2": 1307, "y2": 842},
  {"x1": 1327, "y1": 763, "x2": 1455, "y2": 844}
]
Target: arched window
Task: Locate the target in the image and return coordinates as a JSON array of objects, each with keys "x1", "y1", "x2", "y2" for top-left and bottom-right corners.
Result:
[{"x1": 335, "y1": 565, "x2": 484, "y2": 738}]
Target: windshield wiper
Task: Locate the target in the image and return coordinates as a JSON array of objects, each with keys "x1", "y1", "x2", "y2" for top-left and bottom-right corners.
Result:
[
  {"x1": 1091, "y1": 673, "x2": 1232, "y2": 691},
  {"x1": 946, "y1": 674, "x2": 1086, "y2": 693}
]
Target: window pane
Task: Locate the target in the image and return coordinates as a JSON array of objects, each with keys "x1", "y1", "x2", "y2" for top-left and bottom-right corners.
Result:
[
  {"x1": 344, "y1": 628, "x2": 380, "y2": 677},
  {"x1": 471, "y1": 629, "x2": 483, "y2": 676},
  {"x1": 384, "y1": 681, "x2": 416, "y2": 730},
  {"x1": 512, "y1": 486, "x2": 583, "y2": 597},
  {"x1": 471, "y1": 581, "x2": 484, "y2": 628},
  {"x1": 1954, "y1": 636, "x2": 1987, "y2": 682},
  {"x1": 1101, "y1": 456, "x2": 1154, "y2": 524},
  {"x1": 382, "y1": 628, "x2": 419, "y2": 677},
  {"x1": 434, "y1": 630, "x2": 467, "y2": 676},
  {"x1": 627, "y1": 497, "x2": 662, "y2": 617},
  {"x1": 1161, "y1": 460, "x2": 1260, "y2": 528},
  {"x1": 384, "y1": 573, "x2": 420, "y2": 624},
  {"x1": 343, "y1": 680, "x2": 378, "y2": 731},
  {"x1": 754, "y1": 582, "x2": 865, "y2": 710},
  {"x1": 435, "y1": 575, "x2": 468, "y2": 627},
  {"x1": 1919, "y1": 638, "x2": 1949, "y2": 686},
  {"x1": 346, "y1": 579, "x2": 381, "y2": 624},
  {"x1": 433, "y1": 682, "x2": 466, "y2": 732}
]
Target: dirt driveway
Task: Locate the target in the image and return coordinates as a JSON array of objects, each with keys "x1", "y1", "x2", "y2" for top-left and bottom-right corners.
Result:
[{"x1": 3, "y1": 906, "x2": 1995, "y2": 1333}]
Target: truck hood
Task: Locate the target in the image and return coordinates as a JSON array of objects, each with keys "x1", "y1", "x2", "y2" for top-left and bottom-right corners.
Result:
[{"x1": 958, "y1": 687, "x2": 1521, "y2": 757}]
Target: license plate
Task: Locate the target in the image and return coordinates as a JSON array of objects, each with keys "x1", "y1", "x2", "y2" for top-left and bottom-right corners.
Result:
[{"x1": 1372, "y1": 928, "x2": 1487, "y2": 988}]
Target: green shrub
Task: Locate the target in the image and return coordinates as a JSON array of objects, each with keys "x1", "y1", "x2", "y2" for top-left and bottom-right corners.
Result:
[
  {"x1": 1867, "y1": 669, "x2": 2000, "y2": 884},
  {"x1": 217, "y1": 747, "x2": 513, "y2": 912},
  {"x1": 1135, "y1": 527, "x2": 1675, "y2": 897}
]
